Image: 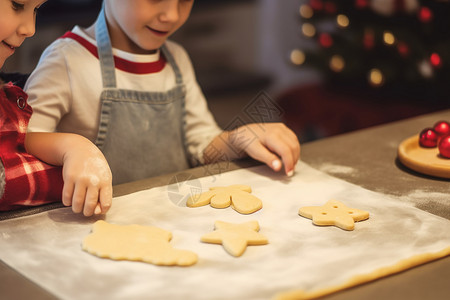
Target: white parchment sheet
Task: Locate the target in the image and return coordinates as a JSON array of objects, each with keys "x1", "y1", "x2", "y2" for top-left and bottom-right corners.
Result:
[{"x1": 0, "y1": 162, "x2": 449, "y2": 300}]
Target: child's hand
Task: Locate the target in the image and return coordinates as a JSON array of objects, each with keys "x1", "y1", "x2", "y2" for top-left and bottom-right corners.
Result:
[
  {"x1": 231, "y1": 123, "x2": 300, "y2": 175},
  {"x1": 61, "y1": 146, "x2": 112, "y2": 216},
  {"x1": 205, "y1": 123, "x2": 300, "y2": 176},
  {"x1": 25, "y1": 132, "x2": 113, "y2": 216}
]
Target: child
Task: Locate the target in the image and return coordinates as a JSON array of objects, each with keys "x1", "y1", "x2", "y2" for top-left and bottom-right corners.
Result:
[
  {"x1": 0, "y1": 0, "x2": 112, "y2": 216},
  {"x1": 25, "y1": 0, "x2": 301, "y2": 185}
]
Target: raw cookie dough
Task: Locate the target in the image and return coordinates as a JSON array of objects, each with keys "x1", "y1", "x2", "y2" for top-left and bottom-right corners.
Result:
[
  {"x1": 186, "y1": 184, "x2": 262, "y2": 214},
  {"x1": 276, "y1": 247, "x2": 450, "y2": 300},
  {"x1": 298, "y1": 199, "x2": 369, "y2": 230},
  {"x1": 201, "y1": 220, "x2": 268, "y2": 257},
  {"x1": 82, "y1": 220, "x2": 198, "y2": 266}
]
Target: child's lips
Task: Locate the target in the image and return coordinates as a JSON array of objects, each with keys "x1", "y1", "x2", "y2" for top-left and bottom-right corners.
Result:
[
  {"x1": 147, "y1": 27, "x2": 169, "y2": 37},
  {"x1": 2, "y1": 41, "x2": 17, "y2": 52}
]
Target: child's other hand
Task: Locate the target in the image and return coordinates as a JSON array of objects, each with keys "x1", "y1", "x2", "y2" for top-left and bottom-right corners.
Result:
[
  {"x1": 204, "y1": 123, "x2": 300, "y2": 176},
  {"x1": 230, "y1": 123, "x2": 300, "y2": 176},
  {"x1": 61, "y1": 146, "x2": 112, "y2": 216}
]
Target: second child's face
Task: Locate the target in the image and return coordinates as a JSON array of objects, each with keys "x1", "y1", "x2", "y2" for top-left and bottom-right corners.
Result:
[
  {"x1": 0, "y1": 0, "x2": 46, "y2": 68},
  {"x1": 105, "y1": 0, "x2": 194, "y2": 54}
]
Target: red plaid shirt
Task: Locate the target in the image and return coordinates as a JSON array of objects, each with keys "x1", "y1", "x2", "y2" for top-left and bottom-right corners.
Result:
[{"x1": 0, "y1": 82, "x2": 63, "y2": 211}]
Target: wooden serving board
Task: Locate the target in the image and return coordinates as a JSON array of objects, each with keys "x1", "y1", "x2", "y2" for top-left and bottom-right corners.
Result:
[{"x1": 398, "y1": 135, "x2": 450, "y2": 179}]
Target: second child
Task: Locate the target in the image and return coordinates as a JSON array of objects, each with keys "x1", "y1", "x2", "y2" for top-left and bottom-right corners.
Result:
[
  {"x1": 0, "y1": 0, "x2": 112, "y2": 216},
  {"x1": 25, "y1": 0, "x2": 301, "y2": 185}
]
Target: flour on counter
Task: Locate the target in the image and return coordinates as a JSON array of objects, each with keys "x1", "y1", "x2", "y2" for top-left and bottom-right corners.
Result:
[
  {"x1": 398, "y1": 190, "x2": 449, "y2": 206},
  {"x1": 317, "y1": 163, "x2": 357, "y2": 175},
  {"x1": 396, "y1": 190, "x2": 450, "y2": 220}
]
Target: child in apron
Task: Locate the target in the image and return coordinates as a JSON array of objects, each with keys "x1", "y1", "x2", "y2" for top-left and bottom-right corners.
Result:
[
  {"x1": 25, "y1": 0, "x2": 300, "y2": 185},
  {"x1": 0, "y1": 0, "x2": 112, "y2": 216}
]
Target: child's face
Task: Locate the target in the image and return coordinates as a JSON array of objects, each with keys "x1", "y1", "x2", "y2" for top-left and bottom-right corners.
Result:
[
  {"x1": 0, "y1": 0, "x2": 46, "y2": 68},
  {"x1": 105, "y1": 0, "x2": 194, "y2": 54}
]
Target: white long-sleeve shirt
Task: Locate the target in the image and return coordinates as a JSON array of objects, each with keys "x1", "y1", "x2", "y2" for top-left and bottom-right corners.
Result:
[{"x1": 25, "y1": 26, "x2": 222, "y2": 165}]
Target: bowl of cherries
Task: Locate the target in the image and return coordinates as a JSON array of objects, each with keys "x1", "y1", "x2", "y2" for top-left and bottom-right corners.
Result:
[{"x1": 419, "y1": 120, "x2": 450, "y2": 158}]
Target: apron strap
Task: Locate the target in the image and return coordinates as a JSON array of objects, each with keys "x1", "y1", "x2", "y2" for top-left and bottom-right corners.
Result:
[
  {"x1": 95, "y1": 6, "x2": 117, "y2": 88},
  {"x1": 161, "y1": 45, "x2": 183, "y2": 86}
]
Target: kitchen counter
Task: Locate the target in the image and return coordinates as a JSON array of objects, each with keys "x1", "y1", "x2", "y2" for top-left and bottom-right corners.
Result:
[{"x1": 1, "y1": 109, "x2": 449, "y2": 300}]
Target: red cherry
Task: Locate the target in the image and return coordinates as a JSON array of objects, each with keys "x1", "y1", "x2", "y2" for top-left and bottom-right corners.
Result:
[
  {"x1": 419, "y1": 128, "x2": 438, "y2": 148},
  {"x1": 438, "y1": 135, "x2": 450, "y2": 158},
  {"x1": 433, "y1": 120, "x2": 450, "y2": 138}
]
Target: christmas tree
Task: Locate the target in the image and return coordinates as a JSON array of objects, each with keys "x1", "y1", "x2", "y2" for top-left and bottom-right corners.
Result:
[{"x1": 291, "y1": 0, "x2": 450, "y2": 103}]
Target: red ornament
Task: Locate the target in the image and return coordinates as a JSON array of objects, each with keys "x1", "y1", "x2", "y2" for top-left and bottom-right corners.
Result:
[
  {"x1": 419, "y1": 128, "x2": 438, "y2": 148},
  {"x1": 430, "y1": 53, "x2": 442, "y2": 68},
  {"x1": 438, "y1": 135, "x2": 450, "y2": 158},
  {"x1": 418, "y1": 7, "x2": 433, "y2": 23},
  {"x1": 433, "y1": 121, "x2": 450, "y2": 139},
  {"x1": 319, "y1": 33, "x2": 333, "y2": 48}
]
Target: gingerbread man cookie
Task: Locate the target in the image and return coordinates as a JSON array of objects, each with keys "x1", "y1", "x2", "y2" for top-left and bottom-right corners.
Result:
[
  {"x1": 298, "y1": 199, "x2": 369, "y2": 230},
  {"x1": 186, "y1": 184, "x2": 262, "y2": 214},
  {"x1": 82, "y1": 220, "x2": 198, "y2": 266},
  {"x1": 201, "y1": 220, "x2": 268, "y2": 257}
]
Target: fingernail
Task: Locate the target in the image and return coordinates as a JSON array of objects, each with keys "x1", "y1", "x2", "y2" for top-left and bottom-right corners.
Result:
[
  {"x1": 287, "y1": 170, "x2": 294, "y2": 177},
  {"x1": 94, "y1": 205, "x2": 102, "y2": 215},
  {"x1": 272, "y1": 160, "x2": 282, "y2": 170}
]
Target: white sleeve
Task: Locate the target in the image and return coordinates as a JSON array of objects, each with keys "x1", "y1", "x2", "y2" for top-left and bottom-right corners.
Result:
[
  {"x1": 169, "y1": 42, "x2": 223, "y2": 166},
  {"x1": 25, "y1": 41, "x2": 72, "y2": 133}
]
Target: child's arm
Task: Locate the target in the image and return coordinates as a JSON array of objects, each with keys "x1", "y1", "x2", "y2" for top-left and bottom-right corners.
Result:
[
  {"x1": 25, "y1": 132, "x2": 112, "y2": 216},
  {"x1": 203, "y1": 123, "x2": 301, "y2": 176}
]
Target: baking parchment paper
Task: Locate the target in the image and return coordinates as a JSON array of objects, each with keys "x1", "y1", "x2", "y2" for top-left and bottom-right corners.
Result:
[{"x1": 0, "y1": 161, "x2": 449, "y2": 300}]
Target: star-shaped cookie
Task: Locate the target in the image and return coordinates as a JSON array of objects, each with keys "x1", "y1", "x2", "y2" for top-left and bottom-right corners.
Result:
[
  {"x1": 201, "y1": 220, "x2": 269, "y2": 257},
  {"x1": 298, "y1": 199, "x2": 369, "y2": 230},
  {"x1": 186, "y1": 184, "x2": 262, "y2": 214},
  {"x1": 82, "y1": 220, "x2": 198, "y2": 266}
]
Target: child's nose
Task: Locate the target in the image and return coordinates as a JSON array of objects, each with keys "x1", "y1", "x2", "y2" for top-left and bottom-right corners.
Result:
[
  {"x1": 159, "y1": 0, "x2": 180, "y2": 23},
  {"x1": 18, "y1": 14, "x2": 36, "y2": 38}
]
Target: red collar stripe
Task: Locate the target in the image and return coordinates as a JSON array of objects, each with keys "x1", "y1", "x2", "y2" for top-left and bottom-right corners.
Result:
[{"x1": 60, "y1": 31, "x2": 166, "y2": 74}]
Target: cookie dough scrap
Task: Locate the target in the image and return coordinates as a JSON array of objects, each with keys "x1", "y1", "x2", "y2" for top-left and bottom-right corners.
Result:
[
  {"x1": 298, "y1": 199, "x2": 369, "y2": 231},
  {"x1": 201, "y1": 220, "x2": 268, "y2": 257},
  {"x1": 186, "y1": 184, "x2": 262, "y2": 214},
  {"x1": 82, "y1": 220, "x2": 198, "y2": 266}
]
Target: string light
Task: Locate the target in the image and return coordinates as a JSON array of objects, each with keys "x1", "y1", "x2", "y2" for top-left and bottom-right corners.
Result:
[
  {"x1": 418, "y1": 60, "x2": 433, "y2": 78},
  {"x1": 309, "y1": 0, "x2": 324, "y2": 11},
  {"x1": 355, "y1": 0, "x2": 369, "y2": 9},
  {"x1": 299, "y1": 4, "x2": 314, "y2": 19},
  {"x1": 319, "y1": 33, "x2": 333, "y2": 48},
  {"x1": 368, "y1": 68, "x2": 384, "y2": 87},
  {"x1": 290, "y1": 49, "x2": 306, "y2": 65},
  {"x1": 336, "y1": 14, "x2": 350, "y2": 28},
  {"x1": 302, "y1": 23, "x2": 316, "y2": 37},
  {"x1": 383, "y1": 31, "x2": 396, "y2": 45},
  {"x1": 430, "y1": 53, "x2": 442, "y2": 68},
  {"x1": 397, "y1": 41, "x2": 410, "y2": 57},
  {"x1": 418, "y1": 7, "x2": 433, "y2": 23},
  {"x1": 323, "y1": 2, "x2": 337, "y2": 14},
  {"x1": 329, "y1": 55, "x2": 345, "y2": 72},
  {"x1": 363, "y1": 28, "x2": 375, "y2": 49}
]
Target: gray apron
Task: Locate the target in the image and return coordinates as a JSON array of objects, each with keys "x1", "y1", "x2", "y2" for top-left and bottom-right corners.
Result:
[{"x1": 94, "y1": 9, "x2": 190, "y2": 185}]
